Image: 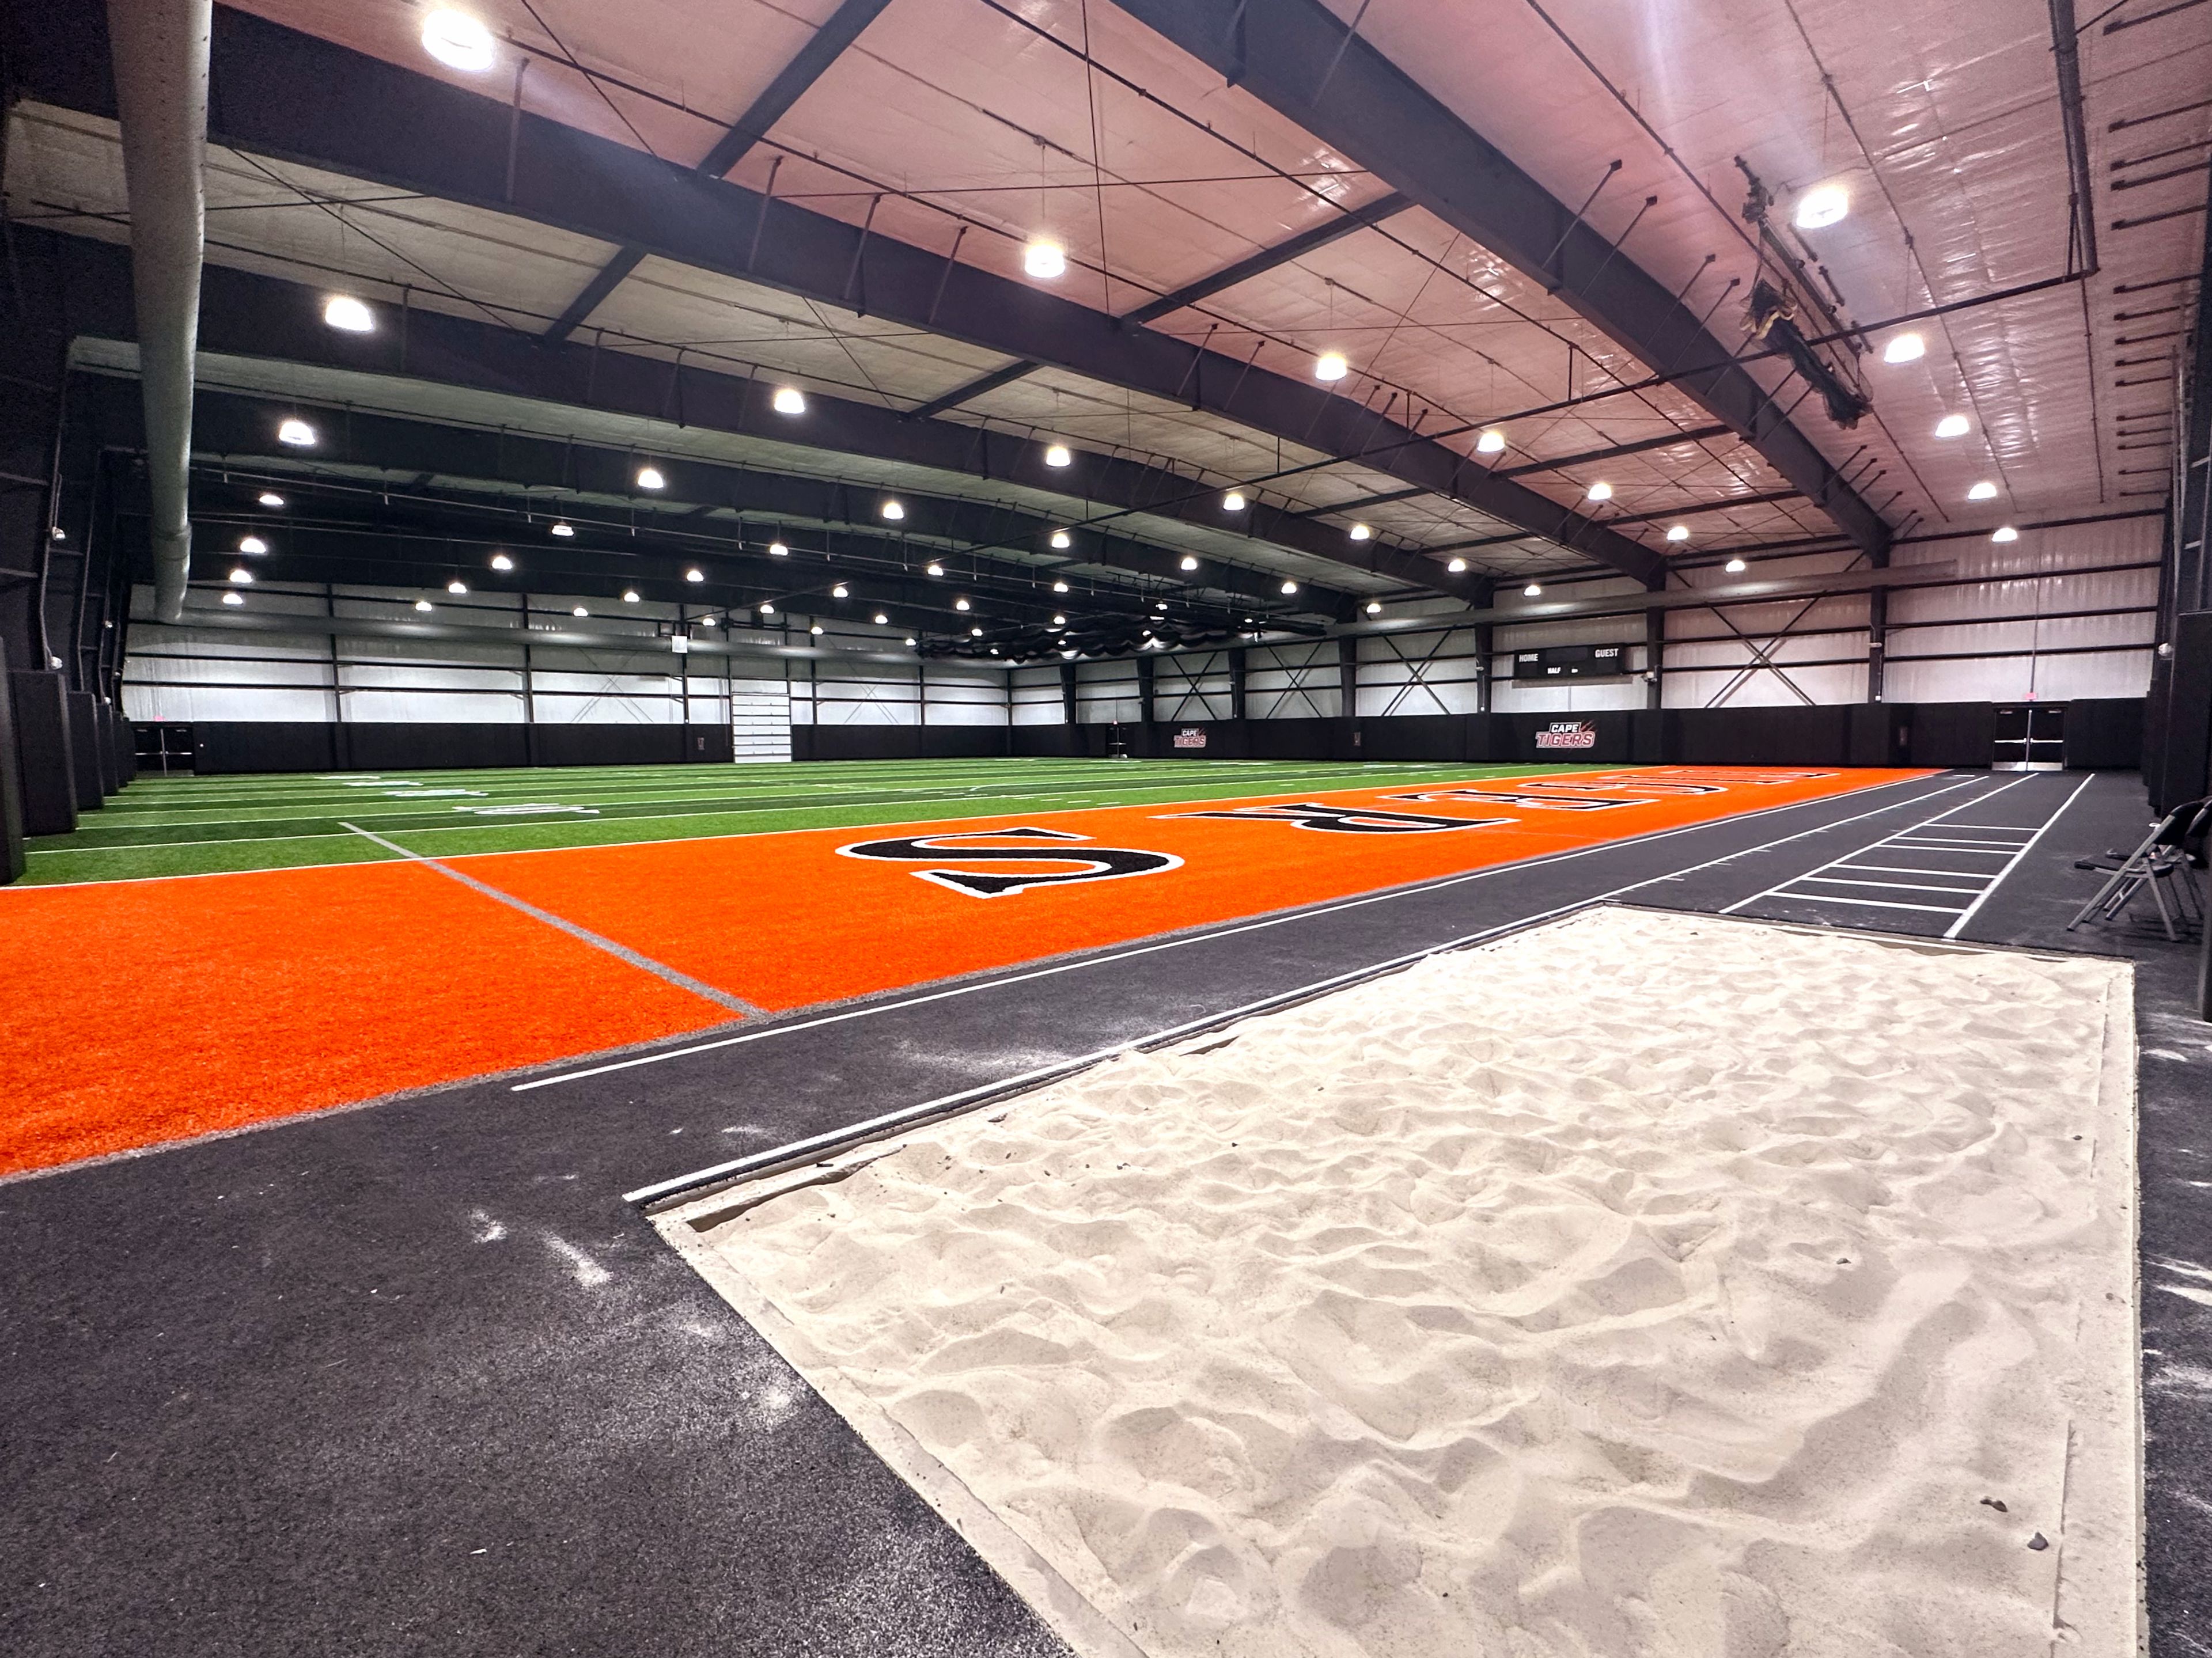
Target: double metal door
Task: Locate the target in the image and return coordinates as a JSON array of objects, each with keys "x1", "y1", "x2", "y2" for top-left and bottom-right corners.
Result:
[{"x1": 1993, "y1": 703, "x2": 2066, "y2": 771}]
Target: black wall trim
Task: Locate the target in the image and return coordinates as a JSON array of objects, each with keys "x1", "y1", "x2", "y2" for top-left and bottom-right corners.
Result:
[{"x1": 160, "y1": 701, "x2": 2148, "y2": 776}]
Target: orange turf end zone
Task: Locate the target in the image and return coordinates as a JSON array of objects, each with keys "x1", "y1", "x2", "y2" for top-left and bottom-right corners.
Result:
[
  {"x1": 0, "y1": 862, "x2": 734, "y2": 1177},
  {"x1": 0, "y1": 767, "x2": 1927, "y2": 1178}
]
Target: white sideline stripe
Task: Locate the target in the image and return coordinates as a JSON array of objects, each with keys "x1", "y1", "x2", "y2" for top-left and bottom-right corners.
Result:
[
  {"x1": 619, "y1": 773, "x2": 1975, "y2": 1204},
  {"x1": 1797, "y1": 875, "x2": 1985, "y2": 896},
  {"x1": 337, "y1": 822, "x2": 762, "y2": 1016},
  {"x1": 1777, "y1": 894, "x2": 1969, "y2": 915},
  {"x1": 536, "y1": 772, "x2": 1968, "y2": 1099},
  {"x1": 1942, "y1": 774, "x2": 2096, "y2": 940},
  {"x1": 1721, "y1": 775, "x2": 2033, "y2": 916}
]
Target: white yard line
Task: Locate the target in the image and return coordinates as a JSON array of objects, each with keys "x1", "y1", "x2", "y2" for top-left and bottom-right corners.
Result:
[{"x1": 338, "y1": 822, "x2": 762, "y2": 1016}]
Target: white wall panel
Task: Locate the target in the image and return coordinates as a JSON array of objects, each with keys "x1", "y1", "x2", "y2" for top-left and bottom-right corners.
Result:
[
  {"x1": 124, "y1": 684, "x2": 336, "y2": 722},
  {"x1": 345, "y1": 689, "x2": 529, "y2": 723}
]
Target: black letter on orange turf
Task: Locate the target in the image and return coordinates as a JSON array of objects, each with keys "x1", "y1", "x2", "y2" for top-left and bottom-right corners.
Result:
[
  {"x1": 836, "y1": 826, "x2": 1181, "y2": 897},
  {"x1": 1163, "y1": 802, "x2": 1508, "y2": 834}
]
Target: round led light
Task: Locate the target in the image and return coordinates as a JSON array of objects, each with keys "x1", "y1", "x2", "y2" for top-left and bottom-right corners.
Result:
[
  {"x1": 228, "y1": 567, "x2": 253, "y2": 585},
  {"x1": 573, "y1": 606, "x2": 589, "y2": 617},
  {"x1": 1967, "y1": 480, "x2": 1999, "y2": 501},
  {"x1": 415, "y1": 598, "x2": 434, "y2": 612},
  {"x1": 831, "y1": 583, "x2": 849, "y2": 598},
  {"x1": 1179, "y1": 555, "x2": 1199, "y2": 571},
  {"x1": 1222, "y1": 490, "x2": 1248, "y2": 512},
  {"x1": 636, "y1": 466, "x2": 665, "y2": 490},
  {"x1": 257, "y1": 491, "x2": 286, "y2": 509},
  {"x1": 1793, "y1": 182, "x2": 1850, "y2": 230},
  {"x1": 1050, "y1": 530, "x2": 1073, "y2": 551},
  {"x1": 238, "y1": 535, "x2": 268, "y2": 555},
  {"x1": 1044, "y1": 443, "x2": 1072, "y2": 468},
  {"x1": 491, "y1": 553, "x2": 514, "y2": 571},
  {"x1": 323, "y1": 295, "x2": 374, "y2": 333},
  {"x1": 1446, "y1": 557, "x2": 1468, "y2": 573},
  {"x1": 551, "y1": 522, "x2": 574, "y2": 538},
  {"x1": 971, "y1": 626, "x2": 984, "y2": 637},
  {"x1": 623, "y1": 589, "x2": 641, "y2": 603},
  {"x1": 1991, "y1": 525, "x2": 2020, "y2": 543},
  {"x1": 684, "y1": 568, "x2": 704, "y2": 583},
  {"x1": 881, "y1": 500, "x2": 905, "y2": 521},
  {"x1": 1476, "y1": 428, "x2": 1507, "y2": 455},
  {"x1": 1935, "y1": 413, "x2": 1970, "y2": 438},
  {"x1": 1051, "y1": 579, "x2": 1069, "y2": 593},
  {"x1": 927, "y1": 561, "x2": 945, "y2": 577},
  {"x1": 1725, "y1": 556, "x2": 1748, "y2": 573},
  {"x1": 1665, "y1": 524, "x2": 1690, "y2": 542},
  {"x1": 810, "y1": 624, "x2": 824, "y2": 636},
  {"x1": 770, "y1": 540, "x2": 790, "y2": 557},
  {"x1": 905, "y1": 636, "x2": 916, "y2": 646},
  {"x1": 222, "y1": 590, "x2": 244, "y2": 606},
  {"x1": 447, "y1": 580, "x2": 468, "y2": 595},
  {"x1": 771, "y1": 386, "x2": 806, "y2": 415},
  {"x1": 759, "y1": 601, "x2": 777, "y2": 614},
  {"x1": 421, "y1": 9, "x2": 496, "y2": 72},
  {"x1": 1024, "y1": 240, "x2": 1066, "y2": 279},
  {"x1": 874, "y1": 613, "x2": 888, "y2": 625},
  {"x1": 1586, "y1": 480, "x2": 1613, "y2": 502},
  {"x1": 278, "y1": 418, "x2": 316, "y2": 447},
  {"x1": 1882, "y1": 332, "x2": 1926, "y2": 365},
  {"x1": 955, "y1": 597, "x2": 971, "y2": 611},
  {"x1": 1051, "y1": 613, "x2": 1066, "y2": 625},
  {"x1": 1280, "y1": 579, "x2": 1298, "y2": 595},
  {"x1": 1524, "y1": 582, "x2": 1543, "y2": 597},
  {"x1": 1314, "y1": 351, "x2": 1349, "y2": 383},
  {"x1": 1350, "y1": 523, "x2": 1373, "y2": 542},
  {"x1": 1366, "y1": 600, "x2": 1382, "y2": 614}
]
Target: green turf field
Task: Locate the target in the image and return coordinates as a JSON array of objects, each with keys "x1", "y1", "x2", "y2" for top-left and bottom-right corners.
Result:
[{"x1": 19, "y1": 757, "x2": 1592, "y2": 885}]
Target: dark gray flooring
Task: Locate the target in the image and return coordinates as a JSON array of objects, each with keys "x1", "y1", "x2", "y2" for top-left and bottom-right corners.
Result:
[{"x1": 2, "y1": 768, "x2": 2205, "y2": 1655}]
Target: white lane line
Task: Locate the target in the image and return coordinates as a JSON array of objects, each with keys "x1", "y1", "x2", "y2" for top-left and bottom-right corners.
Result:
[
  {"x1": 1834, "y1": 863, "x2": 2004, "y2": 878},
  {"x1": 1942, "y1": 773, "x2": 2096, "y2": 940},
  {"x1": 622, "y1": 773, "x2": 1979, "y2": 1205},
  {"x1": 1891, "y1": 838, "x2": 2018, "y2": 851},
  {"x1": 1721, "y1": 775, "x2": 2032, "y2": 916},
  {"x1": 1779, "y1": 894, "x2": 1969, "y2": 915},
  {"x1": 1796, "y1": 875, "x2": 1986, "y2": 895},
  {"x1": 529, "y1": 772, "x2": 1972, "y2": 1096},
  {"x1": 337, "y1": 822, "x2": 762, "y2": 1017}
]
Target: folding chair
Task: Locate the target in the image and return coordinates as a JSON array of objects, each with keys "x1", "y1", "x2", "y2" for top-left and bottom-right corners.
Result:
[{"x1": 2068, "y1": 798, "x2": 2210, "y2": 942}]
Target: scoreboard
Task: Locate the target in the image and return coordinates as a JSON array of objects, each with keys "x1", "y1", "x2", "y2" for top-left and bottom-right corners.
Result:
[{"x1": 1512, "y1": 643, "x2": 1632, "y2": 681}]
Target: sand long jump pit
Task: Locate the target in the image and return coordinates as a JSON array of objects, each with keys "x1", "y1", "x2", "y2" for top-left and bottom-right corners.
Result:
[{"x1": 658, "y1": 906, "x2": 2142, "y2": 1657}]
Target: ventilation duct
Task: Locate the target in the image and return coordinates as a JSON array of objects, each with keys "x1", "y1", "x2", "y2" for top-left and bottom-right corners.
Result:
[{"x1": 105, "y1": 0, "x2": 211, "y2": 623}]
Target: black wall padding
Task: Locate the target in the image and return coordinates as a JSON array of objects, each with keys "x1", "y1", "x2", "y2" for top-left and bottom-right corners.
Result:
[
  {"x1": 63, "y1": 691, "x2": 102, "y2": 810},
  {"x1": 193, "y1": 722, "x2": 340, "y2": 775},
  {"x1": 1496, "y1": 711, "x2": 1634, "y2": 765},
  {"x1": 1668, "y1": 706, "x2": 1853, "y2": 768},
  {"x1": 1354, "y1": 714, "x2": 1467, "y2": 763},
  {"x1": 2062, "y1": 698, "x2": 2147, "y2": 773},
  {"x1": 791, "y1": 724, "x2": 1012, "y2": 762},
  {"x1": 2152, "y1": 614, "x2": 2212, "y2": 813},
  {"x1": 1906, "y1": 703, "x2": 1999, "y2": 769},
  {"x1": 9, "y1": 670, "x2": 78, "y2": 834},
  {"x1": 0, "y1": 643, "x2": 26, "y2": 882},
  {"x1": 91, "y1": 701, "x2": 119, "y2": 798}
]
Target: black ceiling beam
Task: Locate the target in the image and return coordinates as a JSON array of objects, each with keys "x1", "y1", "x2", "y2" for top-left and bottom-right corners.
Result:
[
  {"x1": 22, "y1": 4, "x2": 1646, "y2": 590},
  {"x1": 1119, "y1": 190, "x2": 1414, "y2": 327},
  {"x1": 1495, "y1": 424, "x2": 1734, "y2": 479},
  {"x1": 1109, "y1": 0, "x2": 1890, "y2": 565},
  {"x1": 168, "y1": 382, "x2": 1342, "y2": 617},
  {"x1": 41, "y1": 233, "x2": 1357, "y2": 614},
  {"x1": 906, "y1": 189, "x2": 1416, "y2": 419},
  {"x1": 541, "y1": 0, "x2": 896, "y2": 342},
  {"x1": 902, "y1": 358, "x2": 1046, "y2": 423}
]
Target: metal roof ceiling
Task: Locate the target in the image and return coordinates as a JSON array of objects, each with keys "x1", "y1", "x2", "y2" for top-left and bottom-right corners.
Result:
[{"x1": 12, "y1": 0, "x2": 2208, "y2": 609}]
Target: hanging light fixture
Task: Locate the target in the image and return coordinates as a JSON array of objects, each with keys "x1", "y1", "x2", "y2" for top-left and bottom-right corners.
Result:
[
  {"x1": 771, "y1": 386, "x2": 807, "y2": 415},
  {"x1": 1313, "y1": 351, "x2": 1349, "y2": 382},
  {"x1": 1024, "y1": 240, "x2": 1067, "y2": 279},
  {"x1": 1044, "y1": 443, "x2": 1072, "y2": 468}
]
